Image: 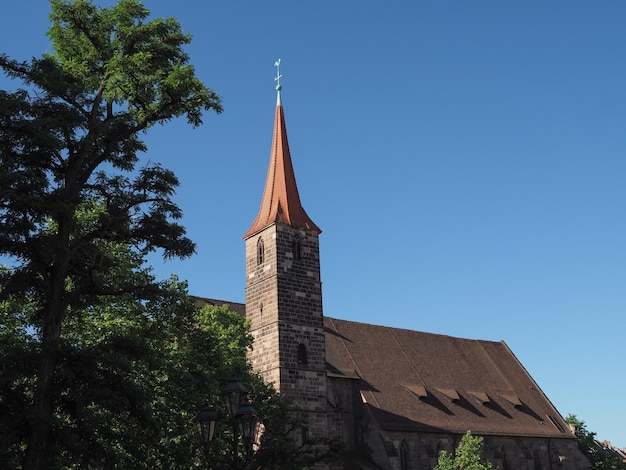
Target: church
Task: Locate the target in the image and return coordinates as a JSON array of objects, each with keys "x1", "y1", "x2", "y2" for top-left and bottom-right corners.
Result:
[{"x1": 204, "y1": 69, "x2": 590, "y2": 469}]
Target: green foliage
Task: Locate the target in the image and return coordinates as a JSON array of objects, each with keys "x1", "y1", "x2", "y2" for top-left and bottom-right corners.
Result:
[
  {"x1": 3, "y1": 252, "x2": 339, "y2": 469},
  {"x1": 0, "y1": 268, "x2": 252, "y2": 468},
  {"x1": 434, "y1": 431, "x2": 494, "y2": 470},
  {"x1": 566, "y1": 415, "x2": 626, "y2": 470},
  {"x1": 250, "y1": 381, "x2": 344, "y2": 469},
  {"x1": 0, "y1": 2, "x2": 341, "y2": 468},
  {"x1": 0, "y1": 0, "x2": 221, "y2": 467},
  {"x1": 46, "y1": 0, "x2": 219, "y2": 128},
  {"x1": 0, "y1": 278, "x2": 39, "y2": 468}
]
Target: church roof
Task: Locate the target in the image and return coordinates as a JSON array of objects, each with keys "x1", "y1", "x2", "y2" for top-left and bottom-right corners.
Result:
[
  {"x1": 325, "y1": 317, "x2": 575, "y2": 439},
  {"x1": 198, "y1": 297, "x2": 575, "y2": 440},
  {"x1": 243, "y1": 85, "x2": 320, "y2": 239}
]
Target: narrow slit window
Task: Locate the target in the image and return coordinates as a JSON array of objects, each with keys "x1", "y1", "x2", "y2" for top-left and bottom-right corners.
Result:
[
  {"x1": 301, "y1": 427, "x2": 309, "y2": 445},
  {"x1": 400, "y1": 440, "x2": 410, "y2": 470},
  {"x1": 292, "y1": 237, "x2": 302, "y2": 261},
  {"x1": 257, "y1": 238, "x2": 264, "y2": 265},
  {"x1": 297, "y1": 343, "x2": 308, "y2": 365}
]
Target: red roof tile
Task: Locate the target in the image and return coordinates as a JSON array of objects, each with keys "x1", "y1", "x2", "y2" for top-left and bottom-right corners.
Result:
[{"x1": 243, "y1": 102, "x2": 320, "y2": 239}]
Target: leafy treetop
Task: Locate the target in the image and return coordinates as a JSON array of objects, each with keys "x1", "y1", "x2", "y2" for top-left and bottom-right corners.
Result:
[
  {"x1": 566, "y1": 415, "x2": 626, "y2": 470},
  {"x1": 434, "y1": 431, "x2": 495, "y2": 470},
  {"x1": 0, "y1": 1, "x2": 221, "y2": 468}
]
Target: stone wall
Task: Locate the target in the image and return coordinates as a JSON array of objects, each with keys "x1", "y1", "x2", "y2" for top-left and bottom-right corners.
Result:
[{"x1": 245, "y1": 223, "x2": 328, "y2": 440}]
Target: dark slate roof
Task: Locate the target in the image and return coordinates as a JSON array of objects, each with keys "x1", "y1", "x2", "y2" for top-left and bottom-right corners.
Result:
[{"x1": 325, "y1": 316, "x2": 575, "y2": 439}]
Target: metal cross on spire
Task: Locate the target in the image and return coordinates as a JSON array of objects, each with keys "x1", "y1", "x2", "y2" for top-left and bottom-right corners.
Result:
[
  {"x1": 274, "y1": 58, "x2": 282, "y2": 105},
  {"x1": 274, "y1": 58, "x2": 282, "y2": 90}
]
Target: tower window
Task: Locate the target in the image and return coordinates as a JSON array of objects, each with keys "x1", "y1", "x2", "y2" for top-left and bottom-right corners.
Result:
[
  {"x1": 300, "y1": 427, "x2": 309, "y2": 445},
  {"x1": 292, "y1": 237, "x2": 302, "y2": 261},
  {"x1": 257, "y1": 237, "x2": 264, "y2": 265},
  {"x1": 400, "y1": 440, "x2": 410, "y2": 470},
  {"x1": 297, "y1": 343, "x2": 308, "y2": 365}
]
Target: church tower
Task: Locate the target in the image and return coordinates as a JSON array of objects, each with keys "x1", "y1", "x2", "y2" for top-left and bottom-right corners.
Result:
[{"x1": 243, "y1": 61, "x2": 328, "y2": 437}]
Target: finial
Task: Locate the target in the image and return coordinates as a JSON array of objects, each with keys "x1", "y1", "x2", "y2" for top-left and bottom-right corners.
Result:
[
  {"x1": 274, "y1": 58, "x2": 282, "y2": 90},
  {"x1": 274, "y1": 58, "x2": 282, "y2": 105}
]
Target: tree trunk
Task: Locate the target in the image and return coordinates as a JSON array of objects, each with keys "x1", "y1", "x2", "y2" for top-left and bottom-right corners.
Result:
[
  {"x1": 23, "y1": 250, "x2": 69, "y2": 469},
  {"x1": 22, "y1": 307, "x2": 64, "y2": 469}
]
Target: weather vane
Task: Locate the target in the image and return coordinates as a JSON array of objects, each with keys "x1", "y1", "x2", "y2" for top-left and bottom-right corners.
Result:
[{"x1": 274, "y1": 58, "x2": 282, "y2": 90}]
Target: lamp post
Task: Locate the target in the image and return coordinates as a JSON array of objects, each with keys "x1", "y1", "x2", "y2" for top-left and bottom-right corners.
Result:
[{"x1": 197, "y1": 376, "x2": 260, "y2": 470}]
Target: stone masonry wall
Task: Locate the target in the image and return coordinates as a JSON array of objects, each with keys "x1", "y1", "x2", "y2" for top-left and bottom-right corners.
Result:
[
  {"x1": 245, "y1": 223, "x2": 329, "y2": 441},
  {"x1": 371, "y1": 431, "x2": 590, "y2": 470}
]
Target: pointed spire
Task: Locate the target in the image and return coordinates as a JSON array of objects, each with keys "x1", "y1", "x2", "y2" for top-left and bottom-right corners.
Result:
[{"x1": 243, "y1": 60, "x2": 321, "y2": 239}]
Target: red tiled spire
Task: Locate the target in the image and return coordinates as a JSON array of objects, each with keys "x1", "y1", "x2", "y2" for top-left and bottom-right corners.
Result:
[{"x1": 243, "y1": 74, "x2": 321, "y2": 239}]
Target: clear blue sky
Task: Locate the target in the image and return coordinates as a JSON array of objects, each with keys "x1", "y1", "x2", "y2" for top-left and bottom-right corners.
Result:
[{"x1": 2, "y1": 1, "x2": 624, "y2": 448}]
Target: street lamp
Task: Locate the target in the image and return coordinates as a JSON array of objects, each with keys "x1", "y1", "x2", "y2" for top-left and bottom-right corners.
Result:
[
  {"x1": 234, "y1": 396, "x2": 259, "y2": 448},
  {"x1": 197, "y1": 376, "x2": 260, "y2": 469},
  {"x1": 221, "y1": 376, "x2": 249, "y2": 419},
  {"x1": 197, "y1": 408, "x2": 218, "y2": 444}
]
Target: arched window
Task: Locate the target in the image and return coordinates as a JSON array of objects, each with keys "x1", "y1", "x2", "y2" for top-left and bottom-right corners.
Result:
[
  {"x1": 257, "y1": 237, "x2": 264, "y2": 265},
  {"x1": 500, "y1": 446, "x2": 509, "y2": 470},
  {"x1": 300, "y1": 427, "x2": 309, "y2": 445},
  {"x1": 297, "y1": 343, "x2": 308, "y2": 366},
  {"x1": 436, "y1": 441, "x2": 446, "y2": 462},
  {"x1": 400, "y1": 440, "x2": 410, "y2": 470}
]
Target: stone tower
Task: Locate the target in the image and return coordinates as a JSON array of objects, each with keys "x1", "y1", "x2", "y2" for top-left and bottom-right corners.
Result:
[{"x1": 243, "y1": 65, "x2": 328, "y2": 437}]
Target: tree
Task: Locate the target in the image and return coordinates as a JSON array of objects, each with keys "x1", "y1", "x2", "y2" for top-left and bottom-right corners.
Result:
[
  {"x1": 434, "y1": 431, "x2": 494, "y2": 470},
  {"x1": 0, "y1": 0, "x2": 221, "y2": 467},
  {"x1": 1, "y1": 261, "x2": 255, "y2": 467},
  {"x1": 1, "y1": 205, "x2": 251, "y2": 467},
  {"x1": 2, "y1": 228, "x2": 341, "y2": 468},
  {"x1": 566, "y1": 415, "x2": 626, "y2": 470}
]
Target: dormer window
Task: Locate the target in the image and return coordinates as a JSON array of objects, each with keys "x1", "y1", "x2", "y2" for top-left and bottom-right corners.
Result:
[{"x1": 257, "y1": 237, "x2": 265, "y2": 265}]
